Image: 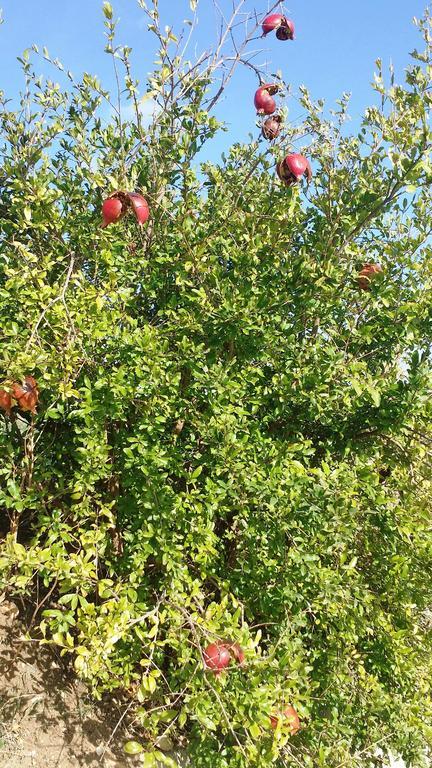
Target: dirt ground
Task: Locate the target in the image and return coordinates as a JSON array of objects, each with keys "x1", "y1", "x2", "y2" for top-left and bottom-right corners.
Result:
[{"x1": 0, "y1": 596, "x2": 141, "y2": 768}]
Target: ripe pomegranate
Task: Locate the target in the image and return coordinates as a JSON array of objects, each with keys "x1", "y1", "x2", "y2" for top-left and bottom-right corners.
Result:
[
  {"x1": 128, "y1": 192, "x2": 150, "y2": 226},
  {"x1": 228, "y1": 642, "x2": 245, "y2": 666},
  {"x1": 0, "y1": 388, "x2": 12, "y2": 415},
  {"x1": 12, "y1": 376, "x2": 39, "y2": 414},
  {"x1": 101, "y1": 191, "x2": 150, "y2": 228},
  {"x1": 262, "y1": 115, "x2": 282, "y2": 140},
  {"x1": 270, "y1": 705, "x2": 300, "y2": 734},
  {"x1": 262, "y1": 14, "x2": 295, "y2": 40},
  {"x1": 203, "y1": 643, "x2": 231, "y2": 673},
  {"x1": 276, "y1": 154, "x2": 312, "y2": 186},
  {"x1": 254, "y1": 84, "x2": 279, "y2": 115},
  {"x1": 357, "y1": 263, "x2": 383, "y2": 291}
]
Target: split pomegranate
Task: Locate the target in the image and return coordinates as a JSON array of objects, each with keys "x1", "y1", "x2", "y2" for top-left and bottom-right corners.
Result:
[
  {"x1": 128, "y1": 192, "x2": 150, "y2": 226},
  {"x1": 203, "y1": 643, "x2": 231, "y2": 673},
  {"x1": 101, "y1": 191, "x2": 150, "y2": 228},
  {"x1": 254, "y1": 83, "x2": 279, "y2": 115},
  {"x1": 270, "y1": 705, "x2": 300, "y2": 734},
  {"x1": 0, "y1": 388, "x2": 12, "y2": 415},
  {"x1": 12, "y1": 376, "x2": 39, "y2": 414},
  {"x1": 262, "y1": 14, "x2": 295, "y2": 40},
  {"x1": 357, "y1": 263, "x2": 383, "y2": 291},
  {"x1": 276, "y1": 153, "x2": 312, "y2": 185},
  {"x1": 276, "y1": 19, "x2": 295, "y2": 41},
  {"x1": 229, "y1": 642, "x2": 245, "y2": 666},
  {"x1": 102, "y1": 197, "x2": 123, "y2": 228},
  {"x1": 262, "y1": 13, "x2": 284, "y2": 35},
  {"x1": 262, "y1": 115, "x2": 282, "y2": 140}
]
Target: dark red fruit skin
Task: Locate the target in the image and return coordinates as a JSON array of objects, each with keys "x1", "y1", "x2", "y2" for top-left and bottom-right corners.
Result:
[
  {"x1": 101, "y1": 197, "x2": 123, "y2": 228},
  {"x1": 0, "y1": 388, "x2": 12, "y2": 415},
  {"x1": 270, "y1": 705, "x2": 300, "y2": 733},
  {"x1": 254, "y1": 84, "x2": 279, "y2": 115},
  {"x1": 357, "y1": 263, "x2": 383, "y2": 291},
  {"x1": 262, "y1": 115, "x2": 282, "y2": 140},
  {"x1": 128, "y1": 192, "x2": 150, "y2": 225},
  {"x1": 276, "y1": 19, "x2": 295, "y2": 40},
  {"x1": 203, "y1": 643, "x2": 231, "y2": 673},
  {"x1": 12, "y1": 376, "x2": 39, "y2": 414},
  {"x1": 262, "y1": 13, "x2": 284, "y2": 35},
  {"x1": 277, "y1": 154, "x2": 312, "y2": 185}
]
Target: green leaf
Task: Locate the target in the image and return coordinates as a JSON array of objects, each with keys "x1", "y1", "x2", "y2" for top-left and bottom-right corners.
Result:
[
  {"x1": 124, "y1": 741, "x2": 144, "y2": 755},
  {"x1": 102, "y1": 2, "x2": 113, "y2": 19}
]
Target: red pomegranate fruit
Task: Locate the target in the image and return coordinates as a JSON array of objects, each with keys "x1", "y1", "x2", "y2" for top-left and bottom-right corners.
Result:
[
  {"x1": 203, "y1": 643, "x2": 231, "y2": 673},
  {"x1": 102, "y1": 197, "x2": 123, "y2": 228},
  {"x1": 276, "y1": 153, "x2": 312, "y2": 185},
  {"x1": 12, "y1": 376, "x2": 39, "y2": 414},
  {"x1": 128, "y1": 192, "x2": 150, "y2": 225},
  {"x1": 262, "y1": 115, "x2": 283, "y2": 140},
  {"x1": 101, "y1": 192, "x2": 150, "y2": 228},
  {"x1": 357, "y1": 263, "x2": 383, "y2": 291},
  {"x1": 262, "y1": 13, "x2": 284, "y2": 35},
  {"x1": 0, "y1": 388, "x2": 12, "y2": 415},
  {"x1": 262, "y1": 14, "x2": 295, "y2": 40},
  {"x1": 254, "y1": 84, "x2": 279, "y2": 115},
  {"x1": 270, "y1": 705, "x2": 300, "y2": 734}
]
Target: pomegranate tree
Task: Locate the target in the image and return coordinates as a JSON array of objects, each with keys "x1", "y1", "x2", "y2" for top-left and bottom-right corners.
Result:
[{"x1": 1, "y1": 3, "x2": 431, "y2": 768}]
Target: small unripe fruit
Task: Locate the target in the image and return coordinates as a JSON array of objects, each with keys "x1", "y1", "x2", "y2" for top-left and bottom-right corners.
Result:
[
  {"x1": 277, "y1": 153, "x2": 312, "y2": 185},
  {"x1": 102, "y1": 197, "x2": 123, "y2": 228},
  {"x1": 254, "y1": 83, "x2": 279, "y2": 115},
  {"x1": 270, "y1": 705, "x2": 300, "y2": 734},
  {"x1": 357, "y1": 263, "x2": 383, "y2": 291},
  {"x1": 262, "y1": 115, "x2": 283, "y2": 140},
  {"x1": 262, "y1": 14, "x2": 295, "y2": 40},
  {"x1": 203, "y1": 643, "x2": 231, "y2": 673}
]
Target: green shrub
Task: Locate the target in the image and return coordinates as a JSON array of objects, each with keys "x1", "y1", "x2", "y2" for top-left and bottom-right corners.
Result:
[{"x1": 1, "y1": 3, "x2": 432, "y2": 766}]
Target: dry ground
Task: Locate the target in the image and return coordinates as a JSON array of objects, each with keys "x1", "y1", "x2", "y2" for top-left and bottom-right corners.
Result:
[{"x1": 0, "y1": 596, "x2": 140, "y2": 768}]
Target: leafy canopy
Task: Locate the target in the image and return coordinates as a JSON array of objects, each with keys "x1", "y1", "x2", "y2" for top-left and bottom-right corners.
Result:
[{"x1": 1, "y1": 3, "x2": 432, "y2": 767}]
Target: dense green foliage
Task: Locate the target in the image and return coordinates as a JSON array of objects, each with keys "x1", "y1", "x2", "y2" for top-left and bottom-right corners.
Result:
[{"x1": 1, "y1": 3, "x2": 432, "y2": 766}]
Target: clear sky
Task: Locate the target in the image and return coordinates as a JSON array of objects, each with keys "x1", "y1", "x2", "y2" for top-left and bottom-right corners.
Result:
[{"x1": 0, "y1": 0, "x2": 427, "y2": 161}]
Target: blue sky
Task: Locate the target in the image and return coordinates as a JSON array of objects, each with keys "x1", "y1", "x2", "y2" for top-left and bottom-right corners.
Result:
[{"x1": 0, "y1": 0, "x2": 427, "y2": 161}]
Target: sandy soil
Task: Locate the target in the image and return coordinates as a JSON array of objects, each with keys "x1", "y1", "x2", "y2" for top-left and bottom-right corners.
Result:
[{"x1": 0, "y1": 596, "x2": 138, "y2": 768}]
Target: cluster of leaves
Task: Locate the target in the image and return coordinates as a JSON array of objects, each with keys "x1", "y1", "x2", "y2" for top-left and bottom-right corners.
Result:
[{"x1": 1, "y1": 2, "x2": 432, "y2": 766}]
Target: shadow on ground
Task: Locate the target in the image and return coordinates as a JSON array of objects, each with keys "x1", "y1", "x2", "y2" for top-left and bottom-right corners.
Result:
[{"x1": 0, "y1": 597, "x2": 139, "y2": 768}]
